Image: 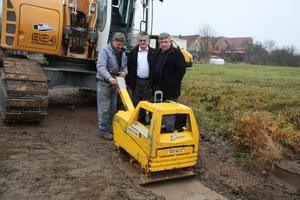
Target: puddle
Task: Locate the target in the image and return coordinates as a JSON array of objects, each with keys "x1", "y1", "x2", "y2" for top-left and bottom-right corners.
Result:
[{"x1": 274, "y1": 160, "x2": 300, "y2": 191}]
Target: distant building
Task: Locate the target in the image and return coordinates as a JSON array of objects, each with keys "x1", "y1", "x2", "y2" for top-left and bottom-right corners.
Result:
[
  {"x1": 172, "y1": 36, "x2": 187, "y2": 50},
  {"x1": 173, "y1": 35, "x2": 252, "y2": 62},
  {"x1": 214, "y1": 37, "x2": 252, "y2": 54},
  {"x1": 176, "y1": 35, "x2": 202, "y2": 55}
]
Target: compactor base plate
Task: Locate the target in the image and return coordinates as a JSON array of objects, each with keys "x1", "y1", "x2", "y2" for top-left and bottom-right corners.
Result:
[{"x1": 112, "y1": 150, "x2": 195, "y2": 185}]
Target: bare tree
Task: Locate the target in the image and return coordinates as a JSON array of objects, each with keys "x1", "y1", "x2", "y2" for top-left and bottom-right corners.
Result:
[
  {"x1": 245, "y1": 40, "x2": 268, "y2": 65},
  {"x1": 198, "y1": 23, "x2": 218, "y2": 38},
  {"x1": 196, "y1": 24, "x2": 218, "y2": 61},
  {"x1": 263, "y1": 39, "x2": 277, "y2": 53}
]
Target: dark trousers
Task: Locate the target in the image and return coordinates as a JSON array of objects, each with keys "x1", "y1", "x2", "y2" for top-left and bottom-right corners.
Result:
[{"x1": 132, "y1": 78, "x2": 152, "y2": 106}]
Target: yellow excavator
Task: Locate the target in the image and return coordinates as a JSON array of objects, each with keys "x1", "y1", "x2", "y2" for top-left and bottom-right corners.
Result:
[
  {"x1": 113, "y1": 77, "x2": 199, "y2": 184},
  {"x1": 0, "y1": 0, "x2": 157, "y2": 123}
]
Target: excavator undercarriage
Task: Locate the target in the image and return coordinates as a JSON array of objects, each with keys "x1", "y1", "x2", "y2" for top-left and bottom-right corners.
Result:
[{"x1": 0, "y1": 56, "x2": 48, "y2": 123}]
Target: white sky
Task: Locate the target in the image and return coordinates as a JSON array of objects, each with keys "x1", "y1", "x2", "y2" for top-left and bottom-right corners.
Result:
[
  {"x1": 134, "y1": 0, "x2": 300, "y2": 50},
  {"x1": 1, "y1": 1, "x2": 299, "y2": 50}
]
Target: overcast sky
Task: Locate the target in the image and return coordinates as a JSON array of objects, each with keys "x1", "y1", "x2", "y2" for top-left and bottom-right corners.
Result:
[
  {"x1": 136, "y1": 0, "x2": 300, "y2": 50},
  {"x1": 1, "y1": 1, "x2": 299, "y2": 50}
]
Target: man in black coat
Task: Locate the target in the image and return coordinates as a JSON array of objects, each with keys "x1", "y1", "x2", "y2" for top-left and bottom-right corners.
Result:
[
  {"x1": 152, "y1": 32, "x2": 186, "y2": 101},
  {"x1": 127, "y1": 31, "x2": 157, "y2": 106}
]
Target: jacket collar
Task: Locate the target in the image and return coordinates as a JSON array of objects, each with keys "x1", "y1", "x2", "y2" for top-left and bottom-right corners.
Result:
[
  {"x1": 160, "y1": 45, "x2": 174, "y2": 54},
  {"x1": 109, "y1": 42, "x2": 125, "y2": 54}
]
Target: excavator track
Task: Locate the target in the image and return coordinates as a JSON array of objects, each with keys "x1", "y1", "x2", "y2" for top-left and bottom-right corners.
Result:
[{"x1": 0, "y1": 56, "x2": 48, "y2": 123}]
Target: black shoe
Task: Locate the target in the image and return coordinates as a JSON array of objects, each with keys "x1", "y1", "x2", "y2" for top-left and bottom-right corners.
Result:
[{"x1": 100, "y1": 133, "x2": 114, "y2": 141}]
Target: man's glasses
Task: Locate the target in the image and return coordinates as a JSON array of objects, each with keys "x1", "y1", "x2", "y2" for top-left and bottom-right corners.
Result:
[{"x1": 139, "y1": 39, "x2": 147, "y2": 42}]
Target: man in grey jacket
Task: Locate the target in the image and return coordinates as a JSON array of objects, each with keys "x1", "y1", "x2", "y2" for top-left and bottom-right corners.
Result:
[{"x1": 96, "y1": 32, "x2": 128, "y2": 140}]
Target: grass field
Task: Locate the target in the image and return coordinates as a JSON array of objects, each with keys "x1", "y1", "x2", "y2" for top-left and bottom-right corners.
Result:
[{"x1": 181, "y1": 63, "x2": 300, "y2": 168}]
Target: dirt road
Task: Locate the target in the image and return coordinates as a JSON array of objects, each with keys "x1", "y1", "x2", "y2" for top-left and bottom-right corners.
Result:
[{"x1": 0, "y1": 88, "x2": 299, "y2": 200}]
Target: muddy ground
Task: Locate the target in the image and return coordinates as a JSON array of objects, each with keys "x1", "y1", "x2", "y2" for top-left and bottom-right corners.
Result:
[{"x1": 0, "y1": 88, "x2": 299, "y2": 200}]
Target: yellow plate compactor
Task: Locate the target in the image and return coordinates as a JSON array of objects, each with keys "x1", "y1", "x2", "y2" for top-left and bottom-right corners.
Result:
[{"x1": 113, "y1": 77, "x2": 200, "y2": 185}]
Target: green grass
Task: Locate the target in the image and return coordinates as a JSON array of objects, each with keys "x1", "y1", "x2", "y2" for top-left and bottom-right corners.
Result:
[{"x1": 181, "y1": 63, "x2": 300, "y2": 167}]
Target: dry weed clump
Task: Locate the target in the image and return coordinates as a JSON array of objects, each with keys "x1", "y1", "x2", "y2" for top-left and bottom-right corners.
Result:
[
  {"x1": 224, "y1": 111, "x2": 300, "y2": 169},
  {"x1": 281, "y1": 109, "x2": 300, "y2": 130}
]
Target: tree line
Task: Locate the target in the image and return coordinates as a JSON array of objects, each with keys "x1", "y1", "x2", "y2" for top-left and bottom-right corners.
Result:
[
  {"x1": 245, "y1": 40, "x2": 300, "y2": 67},
  {"x1": 197, "y1": 24, "x2": 300, "y2": 67}
]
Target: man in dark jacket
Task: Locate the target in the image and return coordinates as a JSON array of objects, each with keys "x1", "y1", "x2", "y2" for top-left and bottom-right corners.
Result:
[
  {"x1": 127, "y1": 31, "x2": 157, "y2": 106},
  {"x1": 152, "y1": 32, "x2": 186, "y2": 101}
]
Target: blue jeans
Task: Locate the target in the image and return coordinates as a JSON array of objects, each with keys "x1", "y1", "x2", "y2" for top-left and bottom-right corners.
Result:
[{"x1": 97, "y1": 80, "x2": 118, "y2": 134}]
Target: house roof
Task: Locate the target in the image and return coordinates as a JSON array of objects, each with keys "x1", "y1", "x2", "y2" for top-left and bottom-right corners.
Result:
[
  {"x1": 175, "y1": 35, "x2": 200, "y2": 48},
  {"x1": 172, "y1": 35, "x2": 252, "y2": 54},
  {"x1": 225, "y1": 37, "x2": 252, "y2": 51}
]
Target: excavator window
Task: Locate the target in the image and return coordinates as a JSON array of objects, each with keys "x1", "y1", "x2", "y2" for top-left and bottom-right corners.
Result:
[
  {"x1": 98, "y1": 0, "x2": 107, "y2": 31},
  {"x1": 161, "y1": 114, "x2": 188, "y2": 133},
  {"x1": 112, "y1": 6, "x2": 122, "y2": 26},
  {"x1": 111, "y1": 0, "x2": 133, "y2": 27}
]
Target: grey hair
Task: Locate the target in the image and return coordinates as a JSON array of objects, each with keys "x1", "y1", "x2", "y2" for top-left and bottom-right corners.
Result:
[
  {"x1": 137, "y1": 31, "x2": 149, "y2": 40},
  {"x1": 158, "y1": 32, "x2": 171, "y2": 41}
]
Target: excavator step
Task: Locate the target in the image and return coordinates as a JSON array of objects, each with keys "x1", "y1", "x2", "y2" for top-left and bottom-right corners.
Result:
[{"x1": 0, "y1": 57, "x2": 49, "y2": 123}]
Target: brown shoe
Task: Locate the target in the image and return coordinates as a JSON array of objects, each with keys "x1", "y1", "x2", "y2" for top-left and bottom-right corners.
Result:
[{"x1": 100, "y1": 133, "x2": 114, "y2": 141}]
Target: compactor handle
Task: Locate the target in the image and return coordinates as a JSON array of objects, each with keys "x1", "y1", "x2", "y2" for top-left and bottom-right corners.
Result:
[
  {"x1": 116, "y1": 77, "x2": 134, "y2": 111},
  {"x1": 154, "y1": 90, "x2": 163, "y2": 103}
]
